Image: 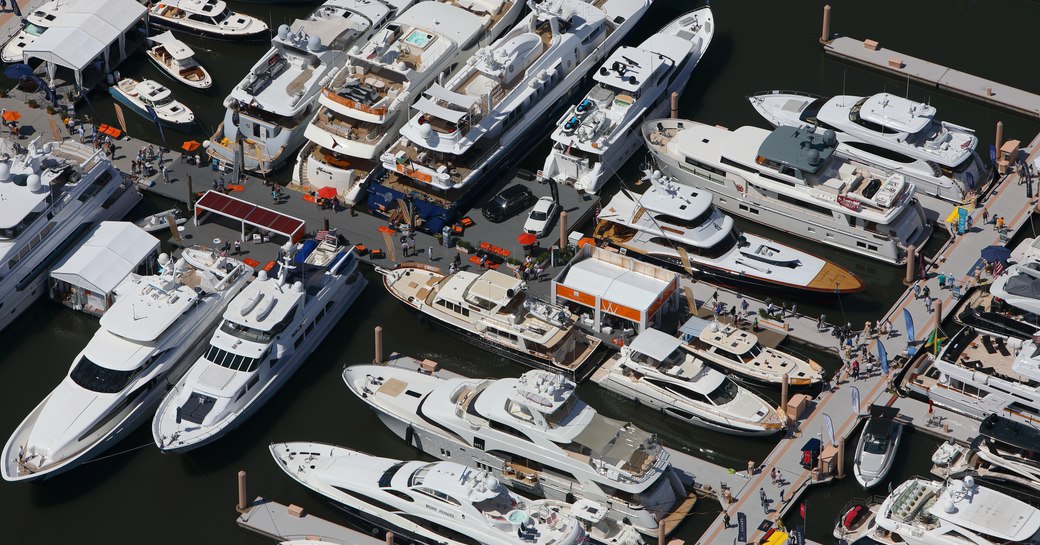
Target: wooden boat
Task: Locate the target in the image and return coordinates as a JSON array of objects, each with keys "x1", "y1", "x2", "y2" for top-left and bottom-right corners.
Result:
[{"x1": 146, "y1": 31, "x2": 212, "y2": 90}]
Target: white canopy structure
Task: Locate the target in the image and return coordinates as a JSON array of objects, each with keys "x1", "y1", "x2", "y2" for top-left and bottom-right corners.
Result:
[
  {"x1": 49, "y1": 222, "x2": 159, "y2": 316},
  {"x1": 22, "y1": 0, "x2": 148, "y2": 89}
]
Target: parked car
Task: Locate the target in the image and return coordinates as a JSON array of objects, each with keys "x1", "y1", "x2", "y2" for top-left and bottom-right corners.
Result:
[
  {"x1": 481, "y1": 184, "x2": 536, "y2": 223},
  {"x1": 524, "y1": 196, "x2": 560, "y2": 237}
]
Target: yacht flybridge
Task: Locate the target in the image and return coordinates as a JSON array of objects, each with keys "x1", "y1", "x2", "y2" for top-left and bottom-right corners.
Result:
[
  {"x1": 344, "y1": 366, "x2": 697, "y2": 536},
  {"x1": 368, "y1": 0, "x2": 651, "y2": 233},
  {"x1": 597, "y1": 328, "x2": 786, "y2": 436},
  {"x1": 539, "y1": 7, "x2": 713, "y2": 194},
  {"x1": 0, "y1": 137, "x2": 141, "y2": 335},
  {"x1": 206, "y1": 0, "x2": 410, "y2": 174},
  {"x1": 2, "y1": 249, "x2": 252, "y2": 482},
  {"x1": 271, "y1": 443, "x2": 645, "y2": 545},
  {"x1": 643, "y1": 118, "x2": 931, "y2": 265},
  {"x1": 749, "y1": 91, "x2": 989, "y2": 203},
  {"x1": 593, "y1": 171, "x2": 863, "y2": 295},
  {"x1": 153, "y1": 236, "x2": 366, "y2": 452},
  {"x1": 292, "y1": 0, "x2": 517, "y2": 205}
]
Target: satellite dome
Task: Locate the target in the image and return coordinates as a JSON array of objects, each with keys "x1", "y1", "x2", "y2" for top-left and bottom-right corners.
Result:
[
  {"x1": 0, "y1": 162, "x2": 10, "y2": 183},
  {"x1": 257, "y1": 270, "x2": 268, "y2": 281},
  {"x1": 822, "y1": 129, "x2": 838, "y2": 146},
  {"x1": 157, "y1": 253, "x2": 171, "y2": 267},
  {"x1": 307, "y1": 35, "x2": 322, "y2": 52},
  {"x1": 418, "y1": 122, "x2": 434, "y2": 139},
  {"x1": 292, "y1": 280, "x2": 304, "y2": 293},
  {"x1": 963, "y1": 476, "x2": 975, "y2": 489},
  {"x1": 26, "y1": 173, "x2": 43, "y2": 193},
  {"x1": 941, "y1": 498, "x2": 957, "y2": 514},
  {"x1": 806, "y1": 149, "x2": 821, "y2": 166},
  {"x1": 277, "y1": 24, "x2": 290, "y2": 40},
  {"x1": 174, "y1": 257, "x2": 189, "y2": 272}
]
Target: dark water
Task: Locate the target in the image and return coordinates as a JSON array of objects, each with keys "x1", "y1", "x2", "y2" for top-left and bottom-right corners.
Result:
[{"x1": 3, "y1": 0, "x2": 1040, "y2": 543}]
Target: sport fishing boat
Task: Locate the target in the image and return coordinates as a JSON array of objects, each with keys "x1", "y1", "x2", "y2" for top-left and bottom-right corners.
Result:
[
  {"x1": 593, "y1": 170, "x2": 863, "y2": 295},
  {"x1": 146, "y1": 31, "x2": 213, "y2": 90},
  {"x1": 271, "y1": 443, "x2": 645, "y2": 545},
  {"x1": 367, "y1": 0, "x2": 651, "y2": 233},
  {"x1": 676, "y1": 317, "x2": 824, "y2": 386},
  {"x1": 379, "y1": 264, "x2": 603, "y2": 380},
  {"x1": 0, "y1": 137, "x2": 141, "y2": 335},
  {"x1": 596, "y1": 328, "x2": 786, "y2": 436},
  {"x1": 292, "y1": 0, "x2": 520, "y2": 205},
  {"x1": 206, "y1": 0, "x2": 411, "y2": 174},
  {"x1": 853, "y1": 405, "x2": 903, "y2": 489},
  {"x1": 153, "y1": 236, "x2": 365, "y2": 452},
  {"x1": 748, "y1": 91, "x2": 989, "y2": 203},
  {"x1": 875, "y1": 477, "x2": 1040, "y2": 545},
  {"x1": 1, "y1": 249, "x2": 252, "y2": 481},
  {"x1": 147, "y1": 0, "x2": 268, "y2": 40},
  {"x1": 109, "y1": 78, "x2": 195, "y2": 130},
  {"x1": 0, "y1": 0, "x2": 62, "y2": 63},
  {"x1": 343, "y1": 366, "x2": 697, "y2": 537},
  {"x1": 642, "y1": 119, "x2": 932, "y2": 265},
  {"x1": 539, "y1": 7, "x2": 712, "y2": 194}
]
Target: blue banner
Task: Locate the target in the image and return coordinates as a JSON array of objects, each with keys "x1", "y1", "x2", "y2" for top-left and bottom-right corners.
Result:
[
  {"x1": 145, "y1": 104, "x2": 166, "y2": 144},
  {"x1": 851, "y1": 386, "x2": 860, "y2": 415},
  {"x1": 879, "y1": 341, "x2": 890, "y2": 374},
  {"x1": 957, "y1": 207, "x2": 968, "y2": 235},
  {"x1": 737, "y1": 512, "x2": 747, "y2": 542},
  {"x1": 794, "y1": 526, "x2": 805, "y2": 545},
  {"x1": 903, "y1": 308, "x2": 915, "y2": 345},
  {"x1": 989, "y1": 144, "x2": 997, "y2": 163},
  {"x1": 11, "y1": 0, "x2": 21, "y2": 17}
]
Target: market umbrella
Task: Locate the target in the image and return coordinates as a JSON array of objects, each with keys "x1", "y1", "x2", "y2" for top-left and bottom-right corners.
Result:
[
  {"x1": 980, "y1": 245, "x2": 1011, "y2": 263},
  {"x1": 2, "y1": 111, "x2": 21, "y2": 122},
  {"x1": 517, "y1": 232, "x2": 537, "y2": 246},
  {"x1": 316, "y1": 186, "x2": 338, "y2": 200},
  {"x1": 181, "y1": 140, "x2": 201, "y2": 152}
]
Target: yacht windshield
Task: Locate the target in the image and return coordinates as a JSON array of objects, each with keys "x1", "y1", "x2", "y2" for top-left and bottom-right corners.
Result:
[
  {"x1": 220, "y1": 320, "x2": 274, "y2": 343},
  {"x1": 864, "y1": 435, "x2": 889, "y2": 455},
  {"x1": 70, "y1": 356, "x2": 139, "y2": 393},
  {"x1": 706, "y1": 378, "x2": 738, "y2": 406},
  {"x1": 543, "y1": 394, "x2": 579, "y2": 428},
  {"x1": 24, "y1": 23, "x2": 46, "y2": 36},
  {"x1": 379, "y1": 461, "x2": 408, "y2": 488},
  {"x1": 739, "y1": 344, "x2": 763, "y2": 363}
]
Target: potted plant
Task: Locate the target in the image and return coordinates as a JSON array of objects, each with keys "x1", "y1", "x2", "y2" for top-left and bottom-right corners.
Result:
[
  {"x1": 0, "y1": 88, "x2": 8, "y2": 98},
  {"x1": 456, "y1": 240, "x2": 473, "y2": 254},
  {"x1": 45, "y1": 105, "x2": 56, "y2": 115},
  {"x1": 26, "y1": 99, "x2": 39, "y2": 109}
]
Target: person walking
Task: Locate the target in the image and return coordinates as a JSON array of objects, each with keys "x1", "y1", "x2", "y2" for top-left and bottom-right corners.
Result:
[
  {"x1": 162, "y1": 164, "x2": 171, "y2": 184},
  {"x1": 401, "y1": 239, "x2": 409, "y2": 258},
  {"x1": 938, "y1": 271, "x2": 946, "y2": 289},
  {"x1": 427, "y1": 246, "x2": 433, "y2": 260},
  {"x1": 925, "y1": 296, "x2": 934, "y2": 313},
  {"x1": 233, "y1": 240, "x2": 241, "y2": 256},
  {"x1": 922, "y1": 285, "x2": 930, "y2": 300},
  {"x1": 913, "y1": 283, "x2": 921, "y2": 299},
  {"x1": 760, "y1": 488, "x2": 768, "y2": 513},
  {"x1": 983, "y1": 209, "x2": 990, "y2": 225},
  {"x1": 851, "y1": 359, "x2": 860, "y2": 380},
  {"x1": 769, "y1": 468, "x2": 777, "y2": 485},
  {"x1": 722, "y1": 511, "x2": 731, "y2": 529}
]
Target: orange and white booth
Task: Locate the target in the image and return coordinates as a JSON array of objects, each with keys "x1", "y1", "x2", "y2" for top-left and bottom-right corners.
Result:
[{"x1": 552, "y1": 246, "x2": 679, "y2": 334}]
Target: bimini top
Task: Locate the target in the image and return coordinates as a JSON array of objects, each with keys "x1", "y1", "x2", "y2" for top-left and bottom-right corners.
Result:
[
  {"x1": 757, "y1": 125, "x2": 837, "y2": 175},
  {"x1": 857, "y1": 93, "x2": 936, "y2": 135},
  {"x1": 149, "y1": 31, "x2": 195, "y2": 61},
  {"x1": 627, "y1": 328, "x2": 680, "y2": 363}
]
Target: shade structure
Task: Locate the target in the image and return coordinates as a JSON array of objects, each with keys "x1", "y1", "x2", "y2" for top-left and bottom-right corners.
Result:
[
  {"x1": 316, "y1": 186, "x2": 338, "y2": 199},
  {"x1": 2, "y1": 111, "x2": 21, "y2": 122},
  {"x1": 517, "y1": 232, "x2": 537, "y2": 246},
  {"x1": 182, "y1": 140, "x2": 201, "y2": 152},
  {"x1": 981, "y1": 245, "x2": 1011, "y2": 263},
  {"x1": 194, "y1": 190, "x2": 305, "y2": 243}
]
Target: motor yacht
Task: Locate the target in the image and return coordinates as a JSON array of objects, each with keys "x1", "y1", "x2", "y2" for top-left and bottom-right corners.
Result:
[
  {"x1": 748, "y1": 91, "x2": 989, "y2": 203},
  {"x1": 146, "y1": 31, "x2": 212, "y2": 90},
  {"x1": 539, "y1": 7, "x2": 712, "y2": 194},
  {"x1": 875, "y1": 477, "x2": 1040, "y2": 545},
  {"x1": 853, "y1": 405, "x2": 903, "y2": 489},
  {"x1": 153, "y1": 236, "x2": 366, "y2": 452},
  {"x1": 0, "y1": 0, "x2": 62, "y2": 63},
  {"x1": 343, "y1": 366, "x2": 697, "y2": 536},
  {"x1": 109, "y1": 78, "x2": 195, "y2": 130},
  {"x1": 379, "y1": 264, "x2": 603, "y2": 380},
  {"x1": 594, "y1": 171, "x2": 863, "y2": 296},
  {"x1": 597, "y1": 328, "x2": 786, "y2": 436},
  {"x1": 206, "y1": 0, "x2": 410, "y2": 174},
  {"x1": 1, "y1": 249, "x2": 252, "y2": 481},
  {"x1": 642, "y1": 119, "x2": 932, "y2": 265},
  {"x1": 0, "y1": 137, "x2": 141, "y2": 334},
  {"x1": 292, "y1": 0, "x2": 518, "y2": 205},
  {"x1": 969, "y1": 414, "x2": 1040, "y2": 486},
  {"x1": 367, "y1": 0, "x2": 651, "y2": 234},
  {"x1": 271, "y1": 443, "x2": 645, "y2": 545},
  {"x1": 148, "y1": 0, "x2": 268, "y2": 40},
  {"x1": 676, "y1": 316, "x2": 824, "y2": 386}
]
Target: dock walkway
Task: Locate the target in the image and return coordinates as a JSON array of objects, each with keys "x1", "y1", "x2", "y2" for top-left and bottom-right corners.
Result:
[{"x1": 237, "y1": 497, "x2": 384, "y2": 545}]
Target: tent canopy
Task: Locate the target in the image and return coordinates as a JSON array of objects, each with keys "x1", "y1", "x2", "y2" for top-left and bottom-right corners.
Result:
[
  {"x1": 51, "y1": 222, "x2": 159, "y2": 294},
  {"x1": 558, "y1": 258, "x2": 668, "y2": 313},
  {"x1": 22, "y1": 0, "x2": 147, "y2": 69}
]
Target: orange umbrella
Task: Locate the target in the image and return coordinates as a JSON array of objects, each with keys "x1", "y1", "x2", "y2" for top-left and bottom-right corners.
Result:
[
  {"x1": 2, "y1": 111, "x2": 21, "y2": 122},
  {"x1": 316, "y1": 186, "x2": 338, "y2": 199},
  {"x1": 181, "y1": 140, "x2": 201, "y2": 152},
  {"x1": 517, "y1": 233, "x2": 537, "y2": 246}
]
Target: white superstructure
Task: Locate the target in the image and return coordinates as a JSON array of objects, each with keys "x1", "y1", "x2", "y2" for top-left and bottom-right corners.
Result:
[
  {"x1": 153, "y1": 237, "x2": 366, "y2": 452},
  {"x1": 1, "y1": 0, "x2": 62, "y2": 63},
  {"x1": 0, "y1": 137, "x2": 141, "y2": 334},
  {"x1": 643, "y1": 118, "x2": 932, "y2": 265},
  {"x1": 539, "y1": 7, "x2": 712, "y2": 194},
  {"x1": 2, "y1": 249, "x2": 252, "y2": 481},
  {"x1": 206, "y1": 0, "x2": 411, "y2": 174},
  {"x1": 343, "y1": 366, "x2": 696, "y2": 536},
  {"x1": 749, "y1": 91, "x2": 989, "y2": 203}
]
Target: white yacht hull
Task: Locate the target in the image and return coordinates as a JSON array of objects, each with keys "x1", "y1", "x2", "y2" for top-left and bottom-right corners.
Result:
[{"x1": 853, "y1": 424, "x2": 903, "y2": 489}]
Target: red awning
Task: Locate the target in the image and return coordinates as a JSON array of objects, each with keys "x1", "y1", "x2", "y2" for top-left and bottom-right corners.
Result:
[{"x1": 194, "y1": 190, "x2": 305, "y2": 242}]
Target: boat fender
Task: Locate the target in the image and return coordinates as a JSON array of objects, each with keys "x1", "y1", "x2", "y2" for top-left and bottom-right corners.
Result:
[{"x1": 405, "y1": 424, "x2": 414, "y2": 445}]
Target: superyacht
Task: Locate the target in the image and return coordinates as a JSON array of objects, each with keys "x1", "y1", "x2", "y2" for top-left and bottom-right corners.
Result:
[
  {"x1": 344, "y1": 366, "x2": 697, "y2": 536},
  {"x1": 2, "y1": 249, "x2": 252, "y2": 481},
  {"x1": 271, "y1": 443, "x2": 644, "y2": 545},
  {"x1": 153, "y1": 236, "x2": 366, "y2": 452},
  {"x1": 206, "y1": 0, "x2": 411, "y2": 174},
  {"x1": 643, "y1": 118, "x2": 932, "y2": 265},
  {"x1": 539, "y1": 7, "x2": 713, "y2": 194},
  {"x1": 367, "y1": 0, "x2": 651, "y2": 233},
  {"x1": 749, "y1": 91, "x2": 989, "y2": 203},
  {"x1": 0, "y1": 137, "x2": 141, "y2": 334}
]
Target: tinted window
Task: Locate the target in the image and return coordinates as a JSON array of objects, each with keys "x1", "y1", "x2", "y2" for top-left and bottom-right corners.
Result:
[{"x1": 70, "y1": 356, "x2": 139, "y2": 394}]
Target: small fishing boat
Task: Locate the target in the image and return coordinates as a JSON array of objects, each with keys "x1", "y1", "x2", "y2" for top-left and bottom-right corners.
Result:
[
  {"x1": 109, "y1": 78, "x2": 195, "y2": 130},
  {"x1": 853, "y1": 405, "x2": 903, "y2": 489},
  {"x1": 146, "y1": 31, "x2": 212, "y2": 90},
  {"x1": 148, "y1": 0, "x2": 268, "y2": 40},
  {"x1": 134, "y1": 208, "x2": 186, "y2": 233}
]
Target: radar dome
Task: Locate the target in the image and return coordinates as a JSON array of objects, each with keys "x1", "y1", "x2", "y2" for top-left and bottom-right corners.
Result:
[
  {"x1": 257, "y1": 270, "x2": 269, "y2": 281},
  {"x1": 963, "y1": 476, "x2": 975, "y2": 489},
  {"x1": 157, "y1": 253, "x2": 171, "y2": 267},
  {"x1": 941, "y1": 498, "x2": 957, "y2": 514},
  {"x1": 292, "y1": 280, "x2": 304, "y2": 293},
  {"x1": 202, "y1": 140, "x2": 211, "y2": 149},
  {"x1": 42, "y1": 143, "x2": 54, "y2": 154},
  {"x1": 277, "y1": 24, "x2": 290, "y2": 40},
  {"x1": 418, "y1": 122, "x2": 434, "y2": 139},
  {"x1": 806, "y1": 149, "x2": 821, "y2": 166},
  {"x1": 307, "y1": 35, "x2": 322, "y2": 52},
  {"x1": 174, "y1": 257, "x2": 189, "y2": 272},
  {"x1": 822, "y1": 129, "x2": 838, "y2": 146},
  {"x1": 26, "y1": 173, "x2": 43, "y2": 193},
  {"x1": 0, "y1": 162, "x2": 10, "y2": 183}
]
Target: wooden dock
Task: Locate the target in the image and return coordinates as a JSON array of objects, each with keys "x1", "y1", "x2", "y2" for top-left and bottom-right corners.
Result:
[
  {"x1": 822, "y1": 36, "x2": 1040, "y2": 119},
  {"x1": 237, "y1": 497, "x2": 385, "y2": 545}
]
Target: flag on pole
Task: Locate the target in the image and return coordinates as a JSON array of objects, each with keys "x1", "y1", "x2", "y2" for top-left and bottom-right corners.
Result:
[
  {"x1": 145, "y1": 104, "x2": 166, "y2": 144},
  {"x1": 993, "y1": 259, "x2": 1006, "y2": 277},
  {"x1": 925, "y1": 327, "x2": 947, "y2": 355},
  {"x1": 822, "y1": 413, "x2": 836, "y2": 447},
  {"x1": 851, "y1": 386, "x2": 861, "y2": 416},
  {"x1": 878, "y1": 341, "x2": 890, "y2": 375}
]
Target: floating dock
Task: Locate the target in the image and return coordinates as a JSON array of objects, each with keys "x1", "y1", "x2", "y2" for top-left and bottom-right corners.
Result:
[{"x1": 237, "y1": 497, "x2": 385, "y2": 545}]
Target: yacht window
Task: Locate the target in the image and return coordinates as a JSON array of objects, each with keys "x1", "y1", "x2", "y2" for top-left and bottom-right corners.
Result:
[
  {"x1": 774, "y1": 191, "x2": 832, "y2": 216},
  {"x1": 845, "y1": 141, "x2": 916, "y2": 164},
  {"x1": 848, "y1": 98, "x2": 889, "y2": 134},
  {"x1": 416, "y1": 487, "x2": 461, "y2": 506},
  {"x1": 70, "y1": 356, "x2": 140, "y2": 393},
  {"x1": 385, "y1": 490, "x2": 414, "y2": 502},
  {"x1": 739, "y1": 344, "x2": 762, "y2": 363},
  {"x1": 489, "y1": 418, "x2": 528, "y2": 439},
  {"x1": 220, "y1": 306, "x2": 296, "y2": 343},
  {"x1": 706, "y1": 378, "x2": 739, "y2": 406},
  {"x1": 720, "y1": 157, "x2": 756, "y2": 174},
  {"x1": 797, "y1": 97, "x2": 827, "y2": 124},
  {"x1": 332, "y1": 486, "x2": 398, "y2": 513},
  {"x1": 204, "y1": 344, "x2": 261, "y2": 372},
  {"x1": 646, "y1": 377, "x2": 710, "y2": 404},
  {"x1": 543, "y1": 394, "x2": 579, "y2": 428},
  {"x1": 378, "y1": 461, "x2": 408, "y2": 487}
]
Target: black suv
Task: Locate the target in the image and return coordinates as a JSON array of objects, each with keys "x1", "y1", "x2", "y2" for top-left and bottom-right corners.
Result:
[{"x1": 481, "y1": 184, "x2": 535, "y2": 223}]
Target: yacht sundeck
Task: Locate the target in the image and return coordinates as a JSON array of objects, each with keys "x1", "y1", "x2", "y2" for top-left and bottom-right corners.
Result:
[
  {"x1": 2, "y1": 249, "x2": 252, "y2": 481},
  {"x1": 153, "y1": 237, "x2": 366, "y2": 452},
  {"x1": 853, "y1": 405, "x2": 903, "y2": 489},
  {"x1": 642, "y1": 118, "x2": 932, "y2": 265},
  {"x1": 749, "y1": 91, "x2": 989, "y2": 203},
  {"x1": 538, "y1": 7, "x2": 713, "y2": 194},
  {"x1": 343, "y1": 366, "x2": 697, "y2": 536}
]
